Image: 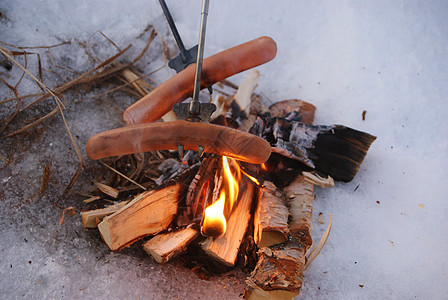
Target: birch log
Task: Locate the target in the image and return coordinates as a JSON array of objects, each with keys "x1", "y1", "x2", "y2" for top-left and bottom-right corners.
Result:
[
  {"x1": 254, "y1": 181, "x2": 289, "y2": 248},
  {"x1": 244, "y1": 99, "x2": 316, "y2": 299}
]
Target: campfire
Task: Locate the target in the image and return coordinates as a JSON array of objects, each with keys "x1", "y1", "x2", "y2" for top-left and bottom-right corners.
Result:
[{"x1": 81, "y1": 69, "x2": 376, "y2": 299}]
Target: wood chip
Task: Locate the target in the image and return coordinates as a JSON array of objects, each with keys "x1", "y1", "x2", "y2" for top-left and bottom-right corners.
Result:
[{"x1": 94, "y1": 180, "x2": 119, "y2": 199}]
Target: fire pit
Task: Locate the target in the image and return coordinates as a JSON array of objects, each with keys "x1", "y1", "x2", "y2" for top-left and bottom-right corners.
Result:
[{"x1": 81, "y1": 70, "x2": 375, "y2": 298}]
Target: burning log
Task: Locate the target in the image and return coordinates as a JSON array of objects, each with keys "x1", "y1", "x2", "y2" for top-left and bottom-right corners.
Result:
[
  {"x1": 254, "y1": 181, "x2": 289, "y2": 248},
  {"x1": 185, "y1": 156, "x2": 220, "y2": 221},
  {"x1": 81, "y1": 200, "x2": 129, "y2": 229},
  {"x1": 201, "y1": 182, "x2": 256, "y2": 266},
  {"x1": 98, "y1": 183, "x2": 181, "y2": 251},
  {"x1": 143, "y1": 227, "x2": 199, "y2": 264}
]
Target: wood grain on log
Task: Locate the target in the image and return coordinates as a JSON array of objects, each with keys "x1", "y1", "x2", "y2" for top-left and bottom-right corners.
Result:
[
  {"x1": 201, "y1": 182, "x2": 255, "y2": 266},
  {"x1": 98, "y1": 183, "x2": 180, "y2": 251},
  {"x1": 81, "y1": 201, "x2": 129, "y2": 229},
  {"x1": 143, "y1": 227, "x2": 199, "y2": 264},
  {"x1": 254, "y1": 181, "x2": 289, "y2": 248}
]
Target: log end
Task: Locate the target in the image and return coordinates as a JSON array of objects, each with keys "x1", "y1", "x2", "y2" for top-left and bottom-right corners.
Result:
[
  {"x1": 258, "y1": 231, "x2": 288, "y2": 248},
  {"x1": 244, "y1": 287, "x2": 298, "y2": 300},
  {"x1": 98, "y1": 217, "x2": 114, "y2": 250},
  {"x1": 143, "y1": 228, "x2": 199, "y2": 264}
]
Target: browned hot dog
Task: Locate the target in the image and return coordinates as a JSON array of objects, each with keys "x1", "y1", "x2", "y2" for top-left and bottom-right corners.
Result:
[
  {"x1": 86, "y1": 121, "x2": 272, "y2": 164},
  {"x1": 123, "y1": 36, "x2": 277, "y2": 125}
]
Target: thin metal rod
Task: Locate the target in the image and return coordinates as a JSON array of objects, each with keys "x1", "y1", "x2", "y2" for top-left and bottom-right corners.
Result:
[
  {"x1": 191, "y1": 0, "x2": 210, "y2": 109},
  {"x1": 158, "y1": 0, "x2": 189, "y2": 58}
]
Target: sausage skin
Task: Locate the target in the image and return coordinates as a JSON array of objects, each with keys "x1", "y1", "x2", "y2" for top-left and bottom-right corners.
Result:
[
  {"x1": 86, "y1": 121, "x2": 272, "y2": 164},
  {"x1": 123, "y1": 36, "x2": 277, "y2": 125}
]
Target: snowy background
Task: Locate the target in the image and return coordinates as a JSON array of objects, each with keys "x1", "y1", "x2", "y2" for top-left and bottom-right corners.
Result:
[{"x1": 1, "y1": 0, "x2": 447, "y2": 299}]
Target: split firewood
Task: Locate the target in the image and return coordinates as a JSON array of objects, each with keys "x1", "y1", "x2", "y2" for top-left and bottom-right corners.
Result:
[
  {"x1": 81, "y1": 200, "x2": 129, "y2": 229},
  {"x1": 98, "y1": 183, "x2": 181, "y2": 251},
  {"x1": 143, "y1": 227, "x2": 199, "y2": 264},
  {"x1": 212, "y1": 69, "x2": 262, "y2": 130},
  {"x1": 185, "y1": 156, "x2": 220, "y2": 221},
  {"x1": 254, "y1": 181, "x2": 289, "y2": 248},
  {"x1": 234, "y1": 69, "x2": 260, "y2": 116},
  {"x1": 201, "y1": 182, "x2": 255, "y2": 266}
]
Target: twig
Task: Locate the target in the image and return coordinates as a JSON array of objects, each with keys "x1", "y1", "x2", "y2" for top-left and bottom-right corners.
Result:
[
  {"x1": 99, "y1": 160, "x2": 147, "y2": 191},
  {"x1": 305, "y1": 214, "x2": 332, "y2": 269},
  {"x1": 0, "y1": 45, "x2": 84, "y2": 196},
  {"x1": 0, "y1": 40, "x2": 70, "y2": 50}
]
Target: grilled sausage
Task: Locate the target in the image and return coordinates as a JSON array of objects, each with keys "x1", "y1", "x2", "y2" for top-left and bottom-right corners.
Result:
[
  {"x1": 86, "y1": 121, "x2": 272, "y2": 164},
  {"x1": 123, "y1": 36, "x2": 277, "y2": 125}
]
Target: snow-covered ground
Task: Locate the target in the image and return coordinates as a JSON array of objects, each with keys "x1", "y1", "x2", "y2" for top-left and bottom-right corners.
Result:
[{"x1": 1, "y1": 1, "x2": 447, "y2": 299}]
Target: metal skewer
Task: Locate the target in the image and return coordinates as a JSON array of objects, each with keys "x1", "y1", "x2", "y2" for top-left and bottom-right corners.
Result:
[
  {"x1": 190, "y1": 0, "x2": 210, "y2": 115},
  {"x1": 173, "y1": 0, "x2": 216, "y2": 123}
]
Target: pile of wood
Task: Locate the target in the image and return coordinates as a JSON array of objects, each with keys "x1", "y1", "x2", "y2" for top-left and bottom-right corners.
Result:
[{"x1": 81, "y1": 70, "x2": 369, "y2": 299}]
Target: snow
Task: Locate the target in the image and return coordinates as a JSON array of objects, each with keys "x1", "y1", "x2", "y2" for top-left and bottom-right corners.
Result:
[{"x1": 1, "y1": 0, "x2": 448, "y2": 299}]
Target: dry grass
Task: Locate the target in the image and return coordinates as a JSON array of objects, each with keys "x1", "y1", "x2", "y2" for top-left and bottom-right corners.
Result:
[{"x1": 0, "y1": 25, "x2": 170, "y2": 197}]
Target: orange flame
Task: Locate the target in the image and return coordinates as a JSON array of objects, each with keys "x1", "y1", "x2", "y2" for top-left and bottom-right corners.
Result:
[
  {"x1": 261, "y1": 163, "x2": 268, "y2": 171},
  {"x1": 201, "y1": 156, "x2": 241, "y2": 237},
  {"x1": 222, "y1": 156, "x2": 240, "y2": 210},
  {"x1": 201, "y1": 191, "x2": 226, "y2": 237},
  {"x1": 202, "y1": 156, "x2": 261, "y2": 237}
]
